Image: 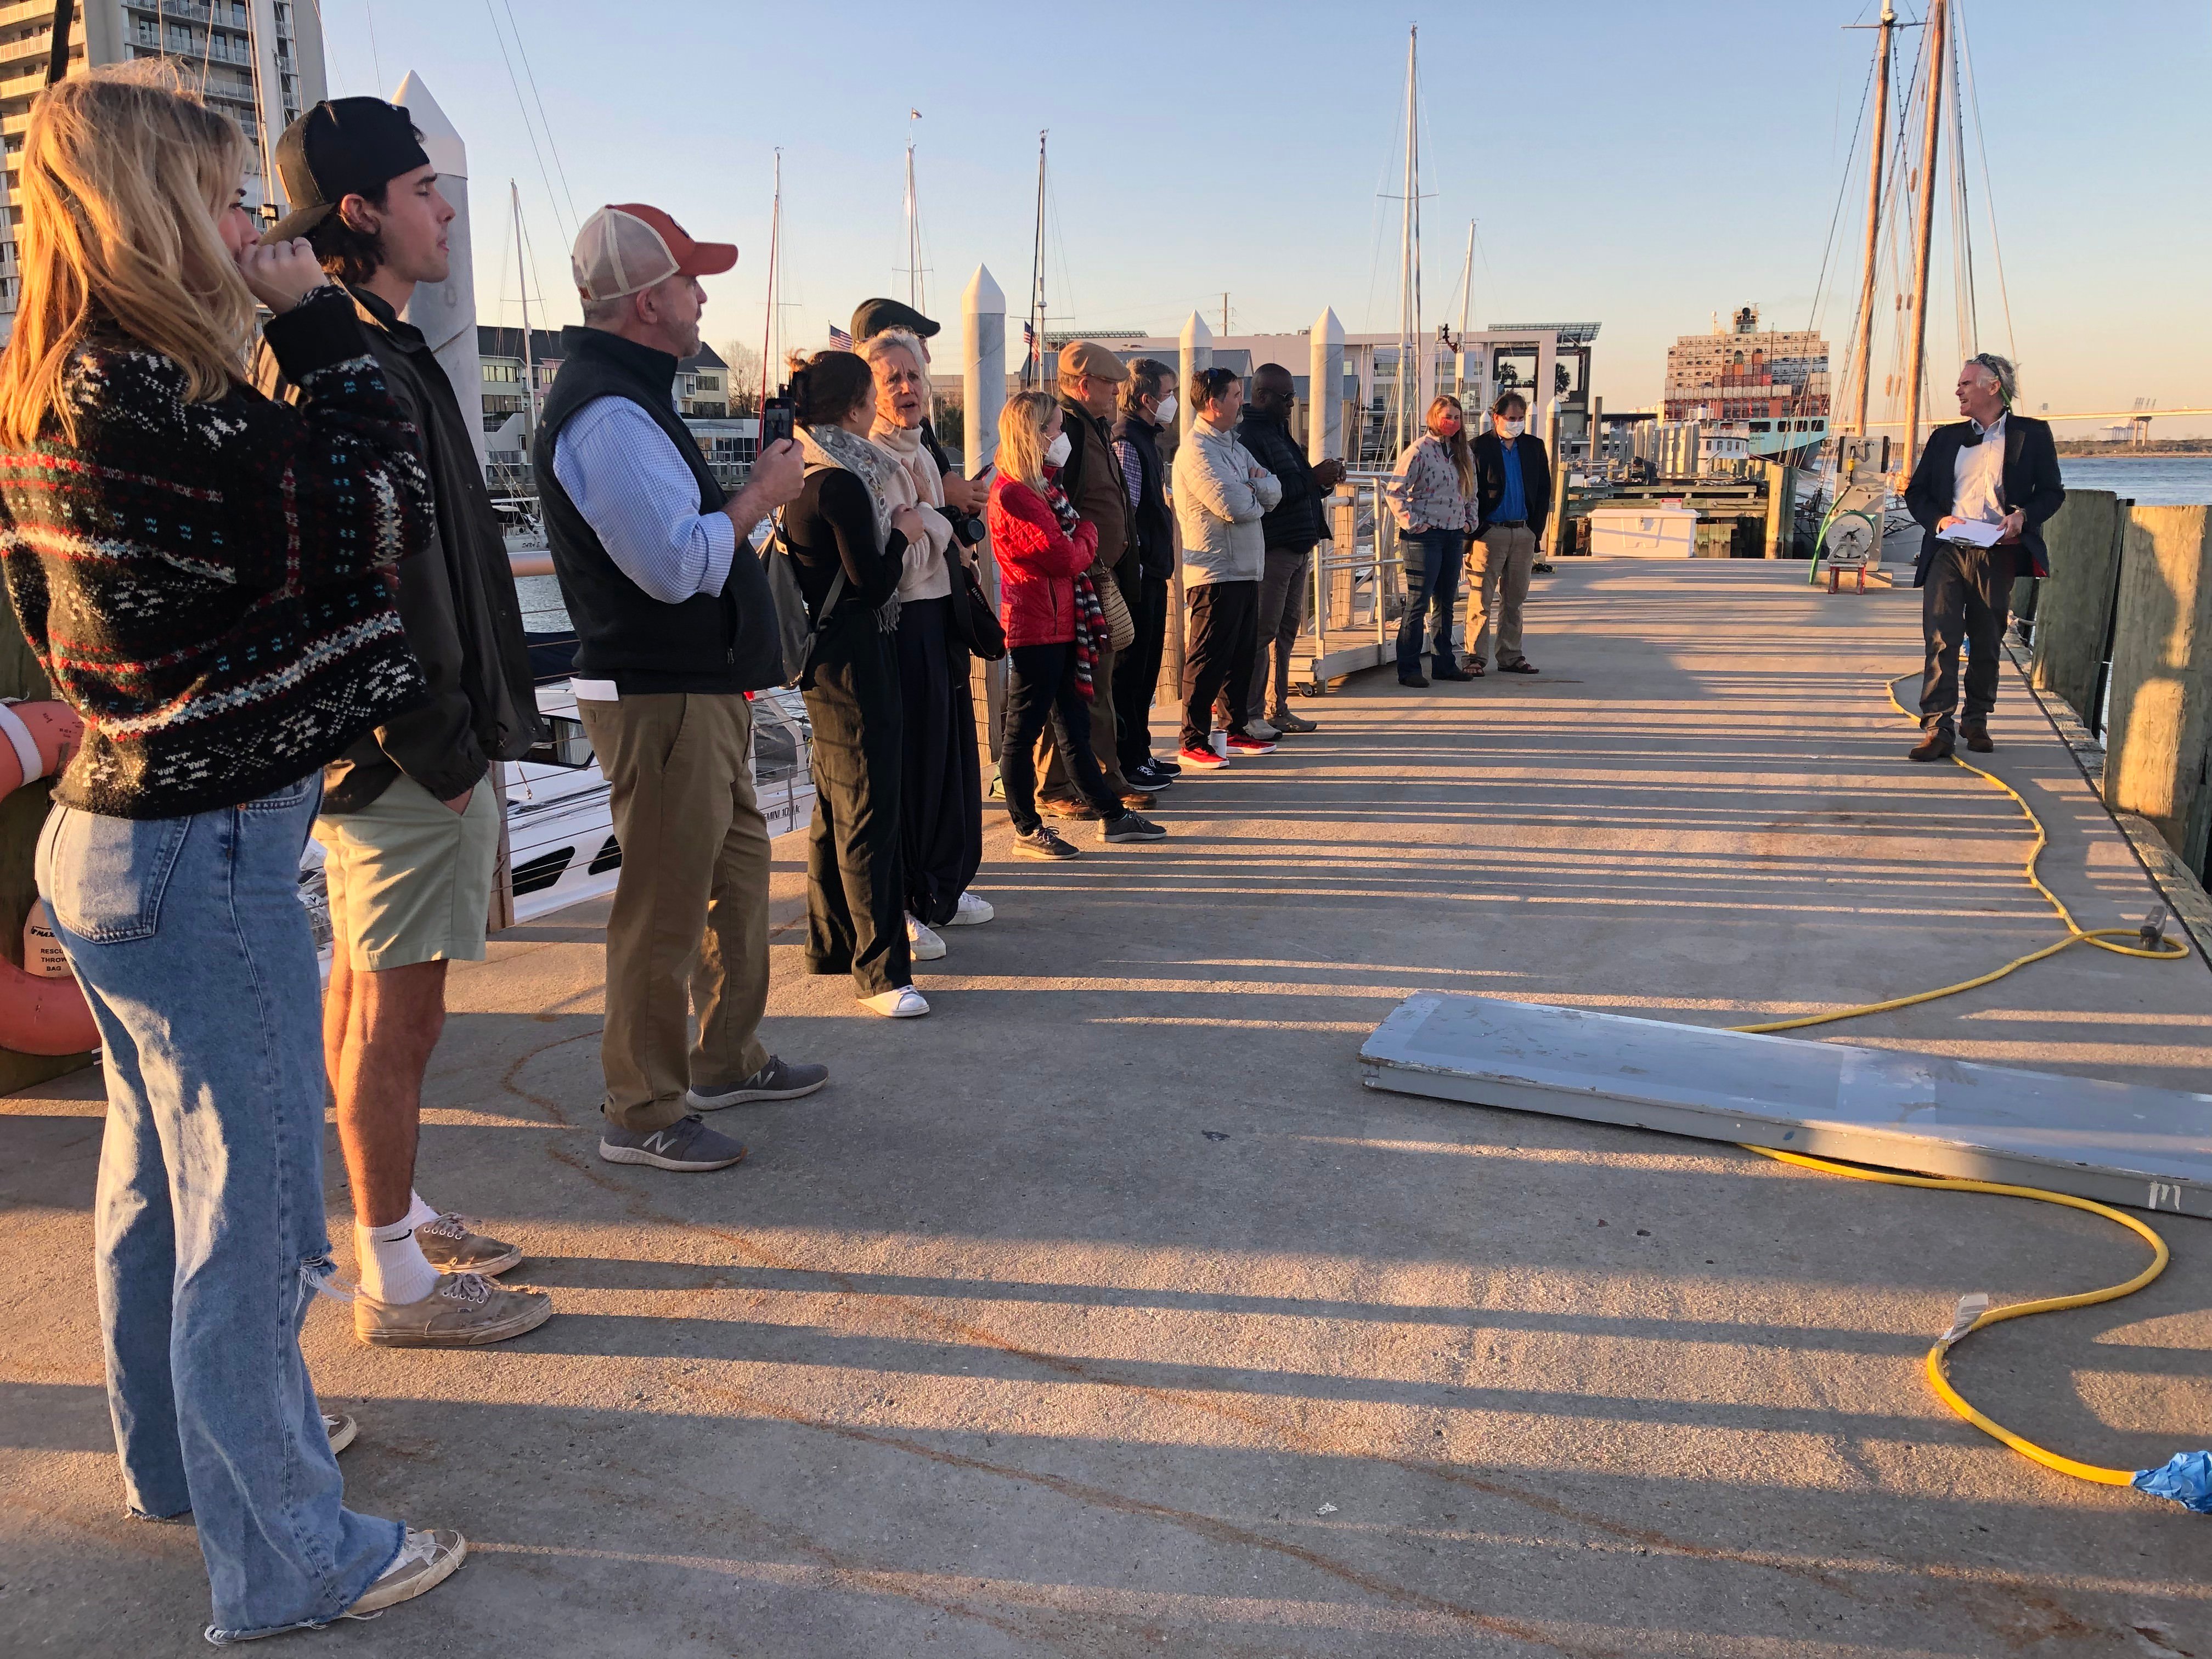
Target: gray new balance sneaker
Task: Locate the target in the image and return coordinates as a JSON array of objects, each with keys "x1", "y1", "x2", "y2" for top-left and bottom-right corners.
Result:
[
  {"x1": 687, "y1": 1055, "x2": 829, "y2": 1112},
  {"x1": 599, "y1": 1113, "x2": 748, "y2": 1171},
  {"x1": 414, "y1": 1212, "x2": 523, "y2": 1276},
  {"x1": 354, "y1": 1273, "x2": 552, "y2": 1348}
]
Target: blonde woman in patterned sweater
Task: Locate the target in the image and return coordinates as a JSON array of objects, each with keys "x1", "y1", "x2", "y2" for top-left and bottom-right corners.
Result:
[
  {"x1": 1387, "y1": 396, "x2": 1481, "y2": 687},
  {"x1": 0, "y1": 70, "x2": 466, "y2": 1643}
]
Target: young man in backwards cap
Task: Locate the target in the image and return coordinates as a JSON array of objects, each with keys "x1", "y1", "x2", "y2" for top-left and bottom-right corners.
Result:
[
  {"x1": 534, "y1": 205, "x2": 817, "y2": 1176},
  {"x1": 264, "y1": 97, "x2": 551, "y2": 1350}
]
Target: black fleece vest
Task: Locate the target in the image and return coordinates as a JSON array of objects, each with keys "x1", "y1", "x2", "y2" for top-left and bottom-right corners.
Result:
[
  {"x1": 535, "y1": 326, "x2": 778, "y2": 695},
  {"x1": 1110, "y1": 413, "x2": 1175, "y2": 580}
]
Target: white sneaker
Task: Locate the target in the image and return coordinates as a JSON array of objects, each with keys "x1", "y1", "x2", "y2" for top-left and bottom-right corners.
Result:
[
  {"x1": 344, "y1": 1526, "x2": 467, "y2": 1618},
  {"x1": 324, "y1": 1413, "x2": 357, "y2": 1455},
  {"x1": 860, "y1": 986, "x2": 930, "y2": 1018},
  {"x1": 947, "y1": 890, "x2": 994, "y2": 926},
  {"x1": 905, "y1": 914, "x2": 946, "y2": 960}
]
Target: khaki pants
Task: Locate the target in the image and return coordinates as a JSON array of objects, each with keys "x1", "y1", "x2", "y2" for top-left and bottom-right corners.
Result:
[
  {"x1": 1038, "y1": 639, "x2": 1131, "y2": 801},
  {"x1": 1465, "y1": 523, "x2": 1537, "y2": 667},
  {"x1": 575, "y1": 692, "x2": 771, "y2": 1134}
]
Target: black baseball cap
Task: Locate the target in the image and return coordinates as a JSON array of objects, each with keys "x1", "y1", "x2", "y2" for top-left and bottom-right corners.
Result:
[
  {"x1": 263, "y1": 98, "x2": 431, "y2": 242},
  {"x1": 850, "y1": 297, "x2": 940, "y2": 343}
]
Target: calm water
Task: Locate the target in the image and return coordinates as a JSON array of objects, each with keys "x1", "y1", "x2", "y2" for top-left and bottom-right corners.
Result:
[{"x1": 2053, "y1": 455, "x2": 2212, "y2": 506}]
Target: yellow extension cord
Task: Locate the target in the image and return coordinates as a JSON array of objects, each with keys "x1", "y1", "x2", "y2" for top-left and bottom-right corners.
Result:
[{"x1": 1725, "y1": 675, "x2": 2191, "y2": 1488}]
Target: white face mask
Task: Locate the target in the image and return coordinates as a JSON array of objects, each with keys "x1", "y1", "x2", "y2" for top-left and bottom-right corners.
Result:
[
  {"x1": 1043, "y1": 431, "x2": 1071, "y2": 468},
  {"x1": 1151, "y1": 393, "x2": 1178, "y2": 428},
  {"x1": 1500, "y1": 419, "x2": 1526, "y2": 439}
]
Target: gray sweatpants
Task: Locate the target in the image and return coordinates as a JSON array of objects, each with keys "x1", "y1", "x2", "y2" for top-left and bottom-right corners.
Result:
[{"x1": 1246, "y1": 547, "x2": 1312, "y2": 720}]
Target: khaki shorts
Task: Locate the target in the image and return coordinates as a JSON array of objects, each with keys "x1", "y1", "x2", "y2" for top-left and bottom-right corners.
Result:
[{"x1": 314, "y1": 774, "x2": 500, "y2": 971}]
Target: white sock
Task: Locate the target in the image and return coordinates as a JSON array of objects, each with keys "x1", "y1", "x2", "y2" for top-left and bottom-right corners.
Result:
[
  {"x1": 356, "y1": 1216, "x2": 439, "y2": 1306},
  {"x1": 401, "y1": 1190, "x2": 441, "y2": 1231}
]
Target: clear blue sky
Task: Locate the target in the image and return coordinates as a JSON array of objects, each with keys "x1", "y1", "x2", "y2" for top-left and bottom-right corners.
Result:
[{"x1": 319, "y1": 0, "x2": 2211, "y2": 434}]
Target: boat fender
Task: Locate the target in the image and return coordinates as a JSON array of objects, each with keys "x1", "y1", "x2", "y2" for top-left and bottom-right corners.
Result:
[{"x1": 0, "y1": 699, "x2": 98, "y2": 1055}]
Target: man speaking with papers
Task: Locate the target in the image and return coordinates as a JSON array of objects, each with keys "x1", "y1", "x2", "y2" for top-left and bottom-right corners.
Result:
[{"x1": 1903, "y1": 353, "x2": 2063, "y2": 761}]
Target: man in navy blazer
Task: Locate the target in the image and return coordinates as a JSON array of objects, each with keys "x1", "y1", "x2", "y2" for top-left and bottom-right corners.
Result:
[{"x1": 1901, "y1": 354, "x2": 2063, "y2": 760}]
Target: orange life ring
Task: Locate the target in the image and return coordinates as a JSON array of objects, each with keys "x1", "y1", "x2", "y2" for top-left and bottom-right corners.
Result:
[{"x1": 0, "y1": 700, "x2": 98, "y2": 1055}]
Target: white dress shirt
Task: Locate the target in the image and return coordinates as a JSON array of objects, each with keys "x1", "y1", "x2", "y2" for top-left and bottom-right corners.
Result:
[
  {"x1": 1951, "y1": 412, "x2": 2007, "y2": 526},
  {"x1": 550, "y1": 396, "x2": 736, "y2": 603}
]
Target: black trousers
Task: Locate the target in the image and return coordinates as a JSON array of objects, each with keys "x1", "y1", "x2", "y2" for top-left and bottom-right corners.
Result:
[
  {"x1": 1920, "y1": 543, "x2": 2016, "y2": 734},
  {"x1": 802, "y1": 618, "x2": 911, "y2": 995},
  {"x1": 1397, "y1": 528, "x2": 1463, "y2": 673},
  {"x1": 895, "y1": 596, "x2": 982, "y2": 928},
  {"x1": 1000, "y1": 641, "x2": 1120, "y2": 835},
  {"x1": 1180, "y1": 579, "x2": 1259, "y2": 751},
  {"x1": 1115, "y1": 572, "x2": 1170, "y2": 772}
]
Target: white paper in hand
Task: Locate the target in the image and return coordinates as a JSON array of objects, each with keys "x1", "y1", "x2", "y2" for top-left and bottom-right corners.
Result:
[{"x1": 1940, "y1": 518, "x2": 2004, "y2": 549}]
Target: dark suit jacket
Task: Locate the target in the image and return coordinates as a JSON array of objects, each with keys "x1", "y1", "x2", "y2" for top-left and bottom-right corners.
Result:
[
  {"x1": 1471, "y1": 430, "x2": 1553, "y2": 543},
  {"x1": 1903, "y1": 415, "x2": 2064, "y2": 586}
]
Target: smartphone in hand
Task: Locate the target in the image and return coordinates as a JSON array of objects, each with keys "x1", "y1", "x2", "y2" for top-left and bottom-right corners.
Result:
[{"x1": 760, "y1": 397, "x2": 794, "y2": 449}]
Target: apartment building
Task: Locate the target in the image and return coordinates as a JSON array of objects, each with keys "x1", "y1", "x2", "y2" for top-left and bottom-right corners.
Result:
[
  {"x1": 0, "y1": 0, "x2": 327, "y2": 326},
  {"x1": 1663, "y1": 306, "x2": 1829, "y2": 422}
]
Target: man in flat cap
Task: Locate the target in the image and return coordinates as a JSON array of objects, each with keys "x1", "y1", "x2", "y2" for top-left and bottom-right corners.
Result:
[
  {"x1": 536, "y1": 205, "x2": 818, "y2": 1178},
  {"x1": 264, "y1": 97, "x2": 551, "y2": 1351},
  {"x1": 850, "y1": 298, "x2": 989, "y2": 521},
  {"x1": 1036, "y1": 340, "x2": 1153, "y2": 816}
]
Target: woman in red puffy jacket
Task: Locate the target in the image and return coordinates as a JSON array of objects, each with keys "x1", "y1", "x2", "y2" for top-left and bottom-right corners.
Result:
[{"x1": 986, "y1": 393, "x2": 1165, "y2": 857}]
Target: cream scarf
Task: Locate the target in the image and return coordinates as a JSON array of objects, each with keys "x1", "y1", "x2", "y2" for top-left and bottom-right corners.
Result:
[{"x1": 796, "y1": 421, "x2": 904, "y2": 630}]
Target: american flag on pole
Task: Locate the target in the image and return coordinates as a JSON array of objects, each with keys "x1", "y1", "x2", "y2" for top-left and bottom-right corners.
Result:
[
  {"x1": 829, "y1": 323, "x2": 854, "y2": 350},
  {"x1": 1022, "y1": 319, "x2": 1036, "y2": 350}
]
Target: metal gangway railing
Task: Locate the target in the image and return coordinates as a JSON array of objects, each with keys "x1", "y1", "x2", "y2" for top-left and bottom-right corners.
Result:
[{"x1": 1295, "y1": 469, "x2": 1406, "y2": 694}]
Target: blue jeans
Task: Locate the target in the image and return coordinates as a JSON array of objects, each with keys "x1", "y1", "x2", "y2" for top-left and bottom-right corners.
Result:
[
  {"x1": 1397, "y1": 528, "x2": 1464, "y2": 672},
  {"x1": 38, "y1": 778, "x2": 404, "y2": 1643}
]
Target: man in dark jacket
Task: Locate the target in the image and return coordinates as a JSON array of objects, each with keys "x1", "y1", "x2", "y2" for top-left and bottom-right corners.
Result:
[
  {"x1": 1038, "y1": 341, "x2": 1149, "y2": 815},
  {"x1": 1466, "y1": 392, "x2": 1552, "y2": 674},
  {"x1": 1111, "y1": 359, "x2": 1178, "y2": 788},
  {"x1": 1902, "y1": 353, "x2": 2063, "y2": 760},
  {"x1": 1236, "y1": 364, "x2": 1345, "y2": 733},
  {"x1": 272, "y1": 98, "x2": 550, "y2": 1347}
]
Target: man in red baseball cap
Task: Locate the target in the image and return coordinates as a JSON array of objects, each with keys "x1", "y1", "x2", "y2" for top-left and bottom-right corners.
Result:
[
  {"x1": 568, "y1": 202, "x2": 736, "y2": 356},
  {"x1": 533, "y1": 206, "x2": 815, "y2": 1179}
]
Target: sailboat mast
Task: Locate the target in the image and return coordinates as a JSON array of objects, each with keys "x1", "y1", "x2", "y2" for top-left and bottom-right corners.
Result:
[
  {"x1": 1458, "y1": 219, "x2": 1474, "y2": 345},
  {"x1": 760, "y1": 150, "x2": 780, "y2": 413},
  {"x1": 1026, "y1": 131, "x2": 1047, "y2": 389},
  {"x1": 1395, "y1": 25, "x2": 1419, "y2": 454},
  {"x1": 512, "y1": 182, "x2": 536, "y2": 449},
  {"x1": 1900, "y1": 0, "x2": 1947, "y2": 478},
  {"x1": 903, "y1": 115, "x2": 924, "y2": 313},
  {"x1": 1846, "y1": 1, "x2": 1894, "y2": 438}
]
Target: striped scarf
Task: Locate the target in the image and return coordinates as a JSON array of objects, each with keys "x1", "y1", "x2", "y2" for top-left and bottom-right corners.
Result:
[{"x1": 1044, "y1": 466, "x2": 1104, "y2": 696}]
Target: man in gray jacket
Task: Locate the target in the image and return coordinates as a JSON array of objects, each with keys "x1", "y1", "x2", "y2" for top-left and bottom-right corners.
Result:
[
  {"x1": 1171, "y1": 369, "x2": 1282, "y2": 770},
  {"x1": 270, "y1": 98, "x2": 550, "y2": 1350}
]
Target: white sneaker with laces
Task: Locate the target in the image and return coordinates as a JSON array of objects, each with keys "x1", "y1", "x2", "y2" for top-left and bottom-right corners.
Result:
[
  {"x1": 344, "y1": 1527, "x2": 468, "y2": 1618},
  {"x1": 860, "y1": 986, "x2": 930, "y2": 1018},
  {"x1": 905, "y1": 914, "x2": 946, "y2": 960},
  {"x1": 323, "y1": 1413, "x2": 357, "y2": 1454},
  {"x1": 946, "y1": 890, "x2": 994, "y2": 926}
]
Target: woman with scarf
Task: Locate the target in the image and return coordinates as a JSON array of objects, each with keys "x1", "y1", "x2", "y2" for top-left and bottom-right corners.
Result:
[
  {"x1": 986, "y1": 392, "x2": 1167, "y2": 859},
  {"x1": 860, "y1": 329, "x2": 986, "y2": 963},
  {"x1": 782, "y1": 349, "x2": 931, "y2": 1017}
]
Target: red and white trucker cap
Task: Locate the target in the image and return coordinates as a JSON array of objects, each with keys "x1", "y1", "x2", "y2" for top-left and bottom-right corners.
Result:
[{"x1": 571, "y1": 204, "x2": 737, "y2": 301}]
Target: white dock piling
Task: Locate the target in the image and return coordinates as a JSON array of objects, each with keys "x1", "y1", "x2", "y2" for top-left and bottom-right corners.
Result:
[
  {"x1": 1177, "y1": 312, "x2": 1212, "y2": 446},
  {"x1": 1308, "y1": 307, "x2": 1343, "y2": 466},
  {"x1": 392, "y1": 74, "x2": 486, "y2": 473}
]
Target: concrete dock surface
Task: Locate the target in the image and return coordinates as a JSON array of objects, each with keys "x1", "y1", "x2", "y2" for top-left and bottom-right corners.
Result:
[{"x1": 6, "y1": 558, "x2": 2211, "y2": 1657}]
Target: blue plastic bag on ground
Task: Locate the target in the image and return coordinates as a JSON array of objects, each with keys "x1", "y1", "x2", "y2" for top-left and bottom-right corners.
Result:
[{"x1": 2133, "y1": 1452, "x2": 2212, "y2": 1512}]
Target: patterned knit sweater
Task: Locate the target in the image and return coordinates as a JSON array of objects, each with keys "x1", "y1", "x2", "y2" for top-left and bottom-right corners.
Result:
[{"x1": 0, "y1": 285, "x2": 433, "y2": 819}]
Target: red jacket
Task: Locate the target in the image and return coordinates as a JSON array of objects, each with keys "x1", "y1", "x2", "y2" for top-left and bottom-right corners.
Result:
[{"x1": 988, "y1": 473, "x2": 1097, "y2": 647}]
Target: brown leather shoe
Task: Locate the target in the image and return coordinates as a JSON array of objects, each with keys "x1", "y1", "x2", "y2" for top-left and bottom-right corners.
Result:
[
  {"x1": 1038, "y1": 796, "x2": 1102, "y2": 821},
  {"x1": 1961, "y1": 724, "x2": 1994, "y2": 753},
  {"x1": 1909, "y1": 730, "x2": 1955, "y2": 763},
  {"x1": 1118, "y1": 788, "x2": 1156, "y2": 810}
]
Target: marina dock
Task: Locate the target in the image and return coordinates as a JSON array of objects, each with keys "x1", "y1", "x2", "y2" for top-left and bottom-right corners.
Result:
[{"x1": 6, "y1": 558, "x2": 2210, "y2": 1656}]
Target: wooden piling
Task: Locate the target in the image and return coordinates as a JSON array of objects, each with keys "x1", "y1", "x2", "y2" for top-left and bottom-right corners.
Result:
[
  {"x1": 2103, "y1": 504, "x2": 2212, "y2": 875},
  {"x1": 2027, "y1": 489, "x2": 2129, "y2": 725}
]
